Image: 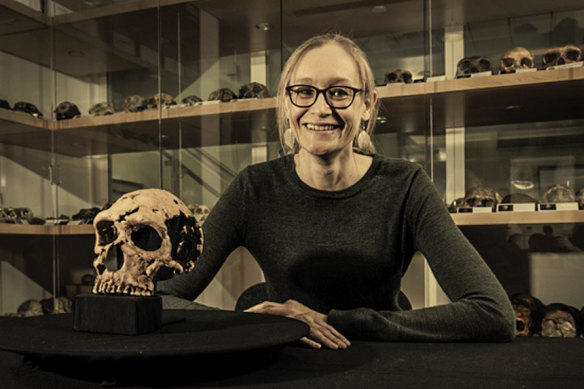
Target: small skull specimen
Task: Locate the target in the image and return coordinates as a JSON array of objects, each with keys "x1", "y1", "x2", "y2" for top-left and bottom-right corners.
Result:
[
  {"x1": 122, "y1": 95, "x2": 146, "y2": 112},
  {"x1": 499, "y1": 47, "x2": 535, "y2": 74},
  {"x1": 182, "y1": 95, "x2": 203, "y2": 105},
  {"x1": 208, "y1": 88, "x2": 238, "y2": 102},
  {"x1": 463, "y1": 185, "x2": 501, "y2": 208},
  {"x1": 13, "y1": 102, "x2": 43, "y2": 118},
  {"x1": 239, "y1": 82, "x2": 270, "y2": 99},
  {"x1": 145, "y1": 92, "x2": 176, "y2": 109},
  {"x1": 541, "y1": 184, "x2": 575, "y2": 203},
  {"x1": 540, "y1": 303, "x2": 580, "y2": 338},
  {"x1": 55, "y1": 101, "x2": 81, "y2": 120},
  {"x1": 384, "y1": 69, "x2": 413, "y2": 84},
  {"x1": 89, "y1": 102, "x2": 115, "y2": 116},
  {"x1": 509, "y1": 293, "x2": 545, "y2": 336},
  {"x1": 92, "y1": 189, "x2": 203, "y2": 296},
  {"x1": 0, "y1": 99, "x2": 10, "y2": 110},
  {"x1": 188, "y1": 203, "x2": 211, "y2": 224},
  {"x1": 542, "y1": 45, "x2": 582, "y2": 69},
  {"x1": 456, "y1": 56, "x2": 492, "y2": 78}
]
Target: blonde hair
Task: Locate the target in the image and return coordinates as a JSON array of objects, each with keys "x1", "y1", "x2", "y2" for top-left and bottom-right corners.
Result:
[{"x1": 276, "y1": 33, "x2": 379, "y2": 154}]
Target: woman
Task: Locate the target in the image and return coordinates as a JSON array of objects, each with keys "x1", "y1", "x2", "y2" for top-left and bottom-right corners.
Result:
[{"x1": 158, "y1": 33, "x2": 515, "y2": 349}]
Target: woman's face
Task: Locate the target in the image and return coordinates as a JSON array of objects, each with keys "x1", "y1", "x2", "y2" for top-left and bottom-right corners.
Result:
[{"x1": 286, "y1": 43, "x2": 372, "y2": 157}]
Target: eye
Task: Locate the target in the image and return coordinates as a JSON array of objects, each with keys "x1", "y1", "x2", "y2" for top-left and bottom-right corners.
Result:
[
  {"x1": 327, "y1": 87, "x2": 350, "y2": 99},
  {"x1": 292, "y1": 86, "x2": 315, "y2": 96}
]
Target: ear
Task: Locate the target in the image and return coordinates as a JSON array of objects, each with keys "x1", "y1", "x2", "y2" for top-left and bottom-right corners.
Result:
[{"x1": 361, "y1": 90, "x2": 378, "y2": 122}]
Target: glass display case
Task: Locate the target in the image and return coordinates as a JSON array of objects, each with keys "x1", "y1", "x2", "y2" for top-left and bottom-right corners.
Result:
[{"x1": 1, "y1": 0, "x2": 584, "y2": 315}]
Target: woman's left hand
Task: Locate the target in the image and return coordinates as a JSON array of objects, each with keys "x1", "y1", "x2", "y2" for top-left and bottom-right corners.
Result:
[{"x1": 245, "y1": 299, "x2": 351, "y2": 350}]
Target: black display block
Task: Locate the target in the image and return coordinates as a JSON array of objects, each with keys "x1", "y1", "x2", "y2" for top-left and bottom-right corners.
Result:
[{"x1": 74, "y1": 294, "x2": 162, "y2": 335}]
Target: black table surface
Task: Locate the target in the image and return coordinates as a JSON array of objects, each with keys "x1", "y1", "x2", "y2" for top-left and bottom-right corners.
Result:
[{"x1": 0, "y1": 314, "x2": 583, "y2": 388}]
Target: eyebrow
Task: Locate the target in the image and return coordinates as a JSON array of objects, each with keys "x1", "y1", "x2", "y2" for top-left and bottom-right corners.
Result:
[{"x1": 292, "y1": 77, "x2": 354, "y2": 84}]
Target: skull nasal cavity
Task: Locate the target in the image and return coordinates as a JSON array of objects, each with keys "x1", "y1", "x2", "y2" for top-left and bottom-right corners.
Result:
[{"x1": 132, "y1": 225, "x2": 163, "y2": 251}]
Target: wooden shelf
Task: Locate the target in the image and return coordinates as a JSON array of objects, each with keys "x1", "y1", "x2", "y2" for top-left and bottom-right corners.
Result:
[
  {"x1": 452, "y1": 210, "x2": 584, "y2": 226},
  {"x1": 0, "y1": 224, "x2": 94, "y2": 235}
]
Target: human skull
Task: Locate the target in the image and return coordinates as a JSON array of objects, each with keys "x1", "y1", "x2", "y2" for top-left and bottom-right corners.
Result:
[
  {"x1": 499, "y1": 47, "x2": 535, "y2": 74},
  {"x1": 239, "y1": 82, "x2": 270, "y2": 99},
  {"x1": 463, "y1": 185, "x2": 501, "y2": 208},
  {"x1": 92, "y1": 189, "x2": 203, "y2": 296},
  {"x1": 509, "y1": 294, "x2": 544, "y2": 336},
  {"x1": 188, "y1": 203, "x2": 211, "y2": 224},
  {"x1": 13, "y1": 102, "x2": 43, "y2": 118},
  {"x1": 208, "y1": 88, "x2": 238, "y2": 102},
  {"x1": 541, "y1": 184, "x2": 575, "y2": 203},
  {"x1": 384, "y1": 69, "x2": 413, "y2": 84},
  {"x1": 182, "y1": 95, "x2": 203, "y2": 106},
  {"x1": 540, "y1": 304, "x2": 579, "y2": 338},
  {"x1": 89, "y1": 102, "x2": 115, "y2": 116},
  {"x1": 122, "y1": 95, "x2": 146, "y2": 112},
  {"x1": 456, "y1": 56, "x2": 492, "y2": 78},
  {"x1": 145, "y1": 92, "x2": 176, "y2": 109},
  {"x1": 542, "y1": 45, "x2": 582, "y2": 69},
  {"x1": 55, "y1": 101, "x2": 81, "y2": 120}
]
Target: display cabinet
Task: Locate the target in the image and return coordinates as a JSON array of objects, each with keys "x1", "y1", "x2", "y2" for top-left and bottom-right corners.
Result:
[{"x1": 1, "y1": 0, "x2": 584, "y2": 316}]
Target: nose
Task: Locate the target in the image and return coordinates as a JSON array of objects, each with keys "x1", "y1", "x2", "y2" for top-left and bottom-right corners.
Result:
[{"x1": 310, "y1": 90, "x2": 332, "y2": 114}]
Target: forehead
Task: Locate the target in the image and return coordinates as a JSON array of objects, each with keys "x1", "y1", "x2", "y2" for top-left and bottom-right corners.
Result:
[{"x1": 292, "y1": 43, "x2": 360, "y2": 85}]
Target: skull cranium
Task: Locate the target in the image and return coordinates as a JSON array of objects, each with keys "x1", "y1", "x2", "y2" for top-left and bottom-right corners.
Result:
[
  {"x1": 499, "y1": 47, "x2": 535, "y2": 74},
  {"x1": 542, "y1": 45, "x2": 582, "y2": 69},
  {"x1": 541, "y1": 184, "x2": 575, "y2": 203},
  {"x1": 540, "y1": 304, "x2": 579, "y2": 338},
  {"x1": 92, "y1": 189, "x2": 203, "y2": 296},
  {"x1": 463, "y1": 185, "x2": 501, "y2": 208},
  {"x1": 384, "y1": 69, "x2": 413, "y2": 84},
  {"x1": 456, "y1": 56, "x2": 492, "y2": 78}
]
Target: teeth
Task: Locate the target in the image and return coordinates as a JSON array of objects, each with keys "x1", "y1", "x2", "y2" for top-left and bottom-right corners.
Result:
[{"x1": 306, "y1": 124, "x2": 337, "y2": 131}]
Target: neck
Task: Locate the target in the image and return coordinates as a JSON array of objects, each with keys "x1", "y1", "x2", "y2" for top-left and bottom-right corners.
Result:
[{"x1": 294, "y1": 149, "x2": 371, "y2": 191}]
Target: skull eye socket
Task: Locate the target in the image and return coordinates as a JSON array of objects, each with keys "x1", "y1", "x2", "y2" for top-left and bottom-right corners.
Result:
[
  {"x1": 520, "y1": 58, "x2": 532, "y2": 67},
  {"x1": 503, "y1": 58, "x2": 514, "y2": 67},
  {"x1": 566, "y1": 50, "x2": 580, "y2": 61},
  {"x1": 131, "y1": 225, "x2": 163, "y2": 251},
  {"x1": 544, "y1": 52, "x2": 559, "y2": 64},
  {"x1": 96, "y1": 220, "x2": 117, "y2": 245}
]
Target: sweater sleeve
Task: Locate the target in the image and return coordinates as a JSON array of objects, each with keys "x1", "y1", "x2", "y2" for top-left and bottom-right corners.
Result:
[
  {"x1": 156, "y1": 170, "x2": 248, "y2": 306},
  {"x1": 327, "y1": 167, "x2": 516, "y2": 342}
]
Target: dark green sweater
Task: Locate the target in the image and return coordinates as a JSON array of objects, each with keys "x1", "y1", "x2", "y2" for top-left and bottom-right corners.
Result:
[{"x1": 158, "y1": 154, "x2": 515, "y2": 342}]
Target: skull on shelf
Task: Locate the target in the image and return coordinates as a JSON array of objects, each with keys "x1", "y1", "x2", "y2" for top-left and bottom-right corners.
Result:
[
  {"x1": 88, "y1": 102, "x2": 115, "y2": 116},
  {"x1": 122, "y1": 95, "x2": 146, "y2": 112},
  {"x1": 384, "y1": 69, "x2": 413, "y2": 84},
  {"x1": 542, "y1": 45, "x2": 582, "y2": 69},
  {"x1": 208, "y1": 88, "x2": 238, "y2": 102},
  {"x1": 145, "y1": 92, "x2": 176, "y2": 109},
  {"x1": 92, "y1": 188, "x2": 203, "y2": 296},
  {"x1": 13, "y1": 102, "x2": 43, "y2": 118},
  {"x1": 55, "y1": 101, "x2": 81, "y2": 120},
  {"x1": 239, "y1": 82, "x2": 270, "y2": 99},
  {"x1": 499, "y1": 47, "x2": 535, "y2": 74},
  {"x1": 188, "y1": 203, "x2": 211, "y2": 224},
  {"x1": 509, "y1": 293, "x2": 545, "y2": 336},
  {"x1": 540, "y1": 303, "x2": 580, "y2": 338},
  {"x1": 576, "y1": 189, "x2": 584, "y2": 209},
  {"x1": 0, "y1": 99, "x2": 10, "y2": 110},
  {"x1": 182, "y1": 95, "x2": 203, "y2": 106},
  {"x1": 463, "y1": 185, "x2": 501, "y2": 208},
  {"x1": 541, "y1": 184, "x2": 575, "y2": 203},
  {"x1": 456, "y1": 56, "x2": 492, "y2": 78}
]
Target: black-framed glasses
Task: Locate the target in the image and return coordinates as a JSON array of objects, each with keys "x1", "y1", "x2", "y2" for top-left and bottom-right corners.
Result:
[{"x1": 286, "y1": 85, "x2": 362, "y2": 109}]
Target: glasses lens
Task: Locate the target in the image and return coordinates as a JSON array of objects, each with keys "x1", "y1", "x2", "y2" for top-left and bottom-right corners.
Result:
[
  {"x1": 289, "y1": 86, "x2": 317, "y2": 107},
  {"x1": 325, "y1": 87, "x2": 354, "y2": 108}
]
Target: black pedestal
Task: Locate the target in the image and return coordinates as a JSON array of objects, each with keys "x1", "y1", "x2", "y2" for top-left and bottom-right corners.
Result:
[{"x1": 74, "y1": 294, "x2": 162, "y2": 335}]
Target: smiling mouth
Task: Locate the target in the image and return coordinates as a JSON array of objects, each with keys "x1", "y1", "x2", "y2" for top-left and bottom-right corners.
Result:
[{"x1": 305, "y1": 123, "x2": 342, "y2": 131}]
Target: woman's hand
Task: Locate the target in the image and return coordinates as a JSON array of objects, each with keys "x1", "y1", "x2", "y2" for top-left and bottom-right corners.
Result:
[{"x1": 245, "y1": 299, "x2": 351, "y2": 350}]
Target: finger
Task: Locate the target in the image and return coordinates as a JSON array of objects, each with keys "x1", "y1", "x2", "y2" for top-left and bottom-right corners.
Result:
[{"x1": 299, "y1": 336, "x2": 322, "y2": 349}]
